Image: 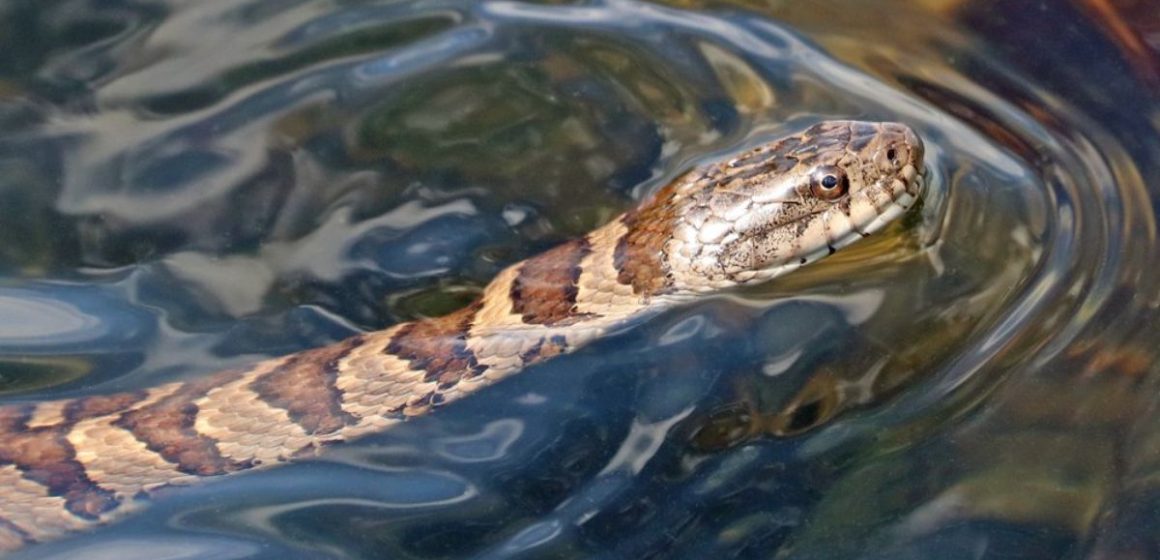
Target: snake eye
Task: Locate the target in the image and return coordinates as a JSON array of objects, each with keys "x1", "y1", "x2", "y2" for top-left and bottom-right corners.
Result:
[{"x1": 810, "y1": 165, "x2": 848, "y2": 200}]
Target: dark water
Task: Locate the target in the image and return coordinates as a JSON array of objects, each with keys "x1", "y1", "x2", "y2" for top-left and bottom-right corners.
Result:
[{"x1": 1, "y1": 0, "x2": 1157, "y2": 558}]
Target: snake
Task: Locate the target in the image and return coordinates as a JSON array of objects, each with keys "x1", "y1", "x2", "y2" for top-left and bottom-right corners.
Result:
[{"x1": 0, "y1": 120, "x2": 925, "y2": 552}]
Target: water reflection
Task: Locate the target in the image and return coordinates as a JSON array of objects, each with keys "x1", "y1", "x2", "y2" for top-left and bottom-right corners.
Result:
[{"x1": 0, "y1": 0, "x2": 1157, "y2": 558}]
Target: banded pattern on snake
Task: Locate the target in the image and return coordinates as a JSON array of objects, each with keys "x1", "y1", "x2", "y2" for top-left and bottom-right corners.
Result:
[{"x1": 0, "y1": 120, "x2": 925, "y2": 552}]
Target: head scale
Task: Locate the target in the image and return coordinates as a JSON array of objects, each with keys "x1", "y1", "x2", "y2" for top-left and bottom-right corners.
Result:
[{"x1": 620, "y1": 120, "x2": 925, "y2": 296}]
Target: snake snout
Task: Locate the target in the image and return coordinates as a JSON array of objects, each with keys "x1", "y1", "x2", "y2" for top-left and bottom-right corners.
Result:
[
  {"x1": 875, "y1": 123, "x2": 924, "y2": 173},
  {"x1": 898, "y1": 124, "x2": 925, "y2": 172}
]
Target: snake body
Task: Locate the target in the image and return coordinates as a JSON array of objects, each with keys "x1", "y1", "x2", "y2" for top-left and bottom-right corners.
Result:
[{"x1": 0, "y1": 120, "x2": 924, "y2": 551}]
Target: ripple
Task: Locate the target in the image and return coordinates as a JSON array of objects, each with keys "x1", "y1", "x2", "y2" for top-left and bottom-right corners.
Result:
[
  {"x1": 0, "y1": 292, "x2": 102, "y2": 344},
  {"x1": 2, "y1": 0, "x2": 1158, "y2": 558}
]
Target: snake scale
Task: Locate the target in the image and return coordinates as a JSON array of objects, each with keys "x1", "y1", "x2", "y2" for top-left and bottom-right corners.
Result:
[{"x1": 0, "y1": 120, "x2": 925, "y2": 552}]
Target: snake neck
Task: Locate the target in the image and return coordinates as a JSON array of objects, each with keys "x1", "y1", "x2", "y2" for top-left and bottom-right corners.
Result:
[{"x1": 368, "y1": 215, "x2": 678, "y2": 418}]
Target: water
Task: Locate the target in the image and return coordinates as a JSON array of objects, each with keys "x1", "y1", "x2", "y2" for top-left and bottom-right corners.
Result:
[{"x1": 0, "y1": 0, "x2": 1157, "y2": 558}]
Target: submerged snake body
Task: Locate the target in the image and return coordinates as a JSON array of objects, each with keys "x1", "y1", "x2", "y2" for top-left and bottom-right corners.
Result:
[{"x1": 0, "y1": 121, "x2": 924, "y2": 551}]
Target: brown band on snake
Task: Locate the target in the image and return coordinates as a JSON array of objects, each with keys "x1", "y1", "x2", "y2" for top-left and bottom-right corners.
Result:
[
  {"x1": 386, "y1": 301, "x2": 486, "y2": 387},
  {"x1": 0, "y1": 407, "x2": 121, "y2": 519},
  {"x1": 511, "y1": 238, "x2": 593, "y2": 325},
  {"x1": 64, "y1": 393, "x2": 147, "y2": 423},
  {"x1": 615, "y1": 182, "x2": 681, "y2": 296},
  {"x1": 250, "y1": 337, "x2": 363, "y2": 435},
  {"x1": 0, "y1": 120, "x2": 926, "y2": 552},
  {"x1": 114, "y1": 370, "x2": 250, "y2": 476},
  {"x1": 0, "y1": 403, "x2": 31, "y2": 432}
]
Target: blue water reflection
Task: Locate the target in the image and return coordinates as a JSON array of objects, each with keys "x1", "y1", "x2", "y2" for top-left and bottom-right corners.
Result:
[{"x1": 1, "y1": 0, "x2": 1157, "y2": 558}]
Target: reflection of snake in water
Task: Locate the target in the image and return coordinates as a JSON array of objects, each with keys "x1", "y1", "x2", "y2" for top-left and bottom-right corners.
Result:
[{"x1": 0, "y1": 120, "x2": 924, "y2": 551}]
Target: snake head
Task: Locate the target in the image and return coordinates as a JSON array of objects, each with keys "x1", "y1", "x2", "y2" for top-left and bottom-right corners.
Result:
[{"x1": 620, "y1": 120, "x2": 926, "y2": 296}]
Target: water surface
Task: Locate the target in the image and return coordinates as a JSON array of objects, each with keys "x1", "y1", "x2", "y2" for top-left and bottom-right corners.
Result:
[{"x1": 0, "y1": 0, "x2": 1157, "y2": 558}]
